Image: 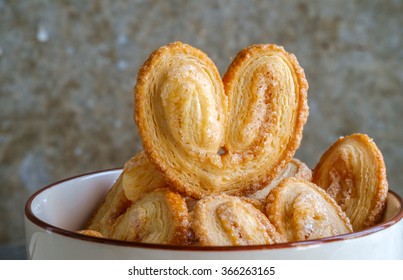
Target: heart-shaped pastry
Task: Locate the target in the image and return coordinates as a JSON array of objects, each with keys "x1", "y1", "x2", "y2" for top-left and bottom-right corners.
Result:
[{"x1": 135, "y1": 42, "x2": 308, "y2": 198}]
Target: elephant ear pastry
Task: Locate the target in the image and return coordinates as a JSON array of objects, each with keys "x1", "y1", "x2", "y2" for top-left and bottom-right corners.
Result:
[
  {"x1": 312, "y1": 133, "x2": 388, "y2": 231},
  {"x1": 247, "y1": 158, "x2": 312, "y2": 202},
  {"x1": 110, "y1": 188, "x2": 191, "y2": 245},
  {"x1": 122, "y1": 151, "x2": 167, "y2": 202},
  {"x1": 135, "y1": 41, "x2": 308, "y2": 198},
  {"x1": 193, "y1": 194, "x2": 285, "y2": 246},
  {"x1": 266, "y1": 178, "x2": 352, "y2": 242}
]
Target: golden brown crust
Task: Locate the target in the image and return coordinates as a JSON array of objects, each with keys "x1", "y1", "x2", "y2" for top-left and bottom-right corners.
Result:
[
  {"x1": 123, "y1": 151, "x2": 167, "y2": 202},
  {"x1": 134, "y1": 41, "x2": 308, "y2": 199},
  {"x1": 193, "y1": 194, "x2": 285, "y2": 246},
  {"x1": 266, "y1": 178, "x2": 352, "y2": 242},
  {"x1": 312, "y1": 133, "x2": 388, "y2": 230},
  {"x1": 247, "y1": 158, "x2": 312, "y2": 202},
  {"x1": 110, "y1": 188, "x2": 192, "y2": 245},
  {"x1": 86, "y1": 173, "x2": 132, "y2": 237}
]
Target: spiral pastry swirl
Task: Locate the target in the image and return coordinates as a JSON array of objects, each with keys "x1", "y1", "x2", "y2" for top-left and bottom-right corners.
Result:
[
  {"x1": 266, "y1": 178, "x2": 352, "y2": 242},
  {"x1": 110, "y1": 188, "x2": 191, "y2": 245},
  {"x1": 135, "y1": 42, "x2": 308, "y2": 198},
  {"x1": 312, "y1": 134, "x2": 388, "y2": 230},
  {"x1": 193, "y1": 194, "x2": 285, "y2": 246}
]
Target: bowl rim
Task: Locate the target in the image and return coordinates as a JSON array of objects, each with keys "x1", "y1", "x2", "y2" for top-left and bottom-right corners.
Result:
[{"x1": 25, "y1": 168, "x2": 403, "y2": 252}]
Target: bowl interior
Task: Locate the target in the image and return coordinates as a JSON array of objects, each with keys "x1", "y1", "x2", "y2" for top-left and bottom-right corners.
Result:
[{"x1": 29, "y1": 170, "x2": 120, "y2": 231}]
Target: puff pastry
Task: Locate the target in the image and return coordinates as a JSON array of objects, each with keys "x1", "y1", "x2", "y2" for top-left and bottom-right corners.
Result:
[
  {"x1": 86, "y1": 173, "x2": 131, "y2": 237},
  {"x1": 266, "y1": 178, "x2": 352, "y2": 242},
  {"x1": 312, "y1": 134, "x2": 388, "y2": 230},
  {"x1": 193, "y1": 194, "x2": 285, "y2": 246},
  {"x1": 247, "y1": 158, "x2": 312, "y2": 202},
  {"x1": 135, "y1": 41, "x2": 308, "y2": 198},
  {"x1": 122, "y1": 151, "x2": 167, "y2": 202},
  {"x1": 110, "y1": 188, "x2": 191, "y2": 245}
]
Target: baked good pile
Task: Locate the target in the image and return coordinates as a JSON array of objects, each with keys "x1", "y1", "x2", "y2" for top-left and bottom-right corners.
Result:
[{"x1": 79, "y1": 42, "x2": 388, "y2": 246}]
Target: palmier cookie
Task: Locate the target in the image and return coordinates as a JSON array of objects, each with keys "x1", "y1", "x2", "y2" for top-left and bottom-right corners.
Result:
[
  {"x1": 135, "y1": 42, "x2": 308, "y2": 198},
  {"x1": 110, "y1": 188, "x2": 191, "y2": 245},
  {"x1": 312, "y1": 133, "x2": 388, "y2": 230},
  {"x1": 266, "y1": 178, "x2": 353, "y2": 242},
  {"x1": 193, "y1": 194, "x2": 285, "y2": 246}
]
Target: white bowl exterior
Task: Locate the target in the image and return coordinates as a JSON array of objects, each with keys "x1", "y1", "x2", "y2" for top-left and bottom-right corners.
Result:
[
  {"x1": 25, "y1": 170, "x2": 403, "y2": 260},
  {"x1": 25, "y1": 217, "x2": 403, "y2": 259}
]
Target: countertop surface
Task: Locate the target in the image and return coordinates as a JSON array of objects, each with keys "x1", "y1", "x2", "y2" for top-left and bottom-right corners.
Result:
[{"x1": 0, "y1": 244, "x2": 26, "y2": 260}]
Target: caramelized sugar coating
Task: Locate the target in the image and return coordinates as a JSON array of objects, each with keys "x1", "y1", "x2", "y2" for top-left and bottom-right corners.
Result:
[
  {"x1": 312, "y1": 133, "x2": 388, "y2": 230},
  {"x1": 247, "y1": 158, "x2": 312, "y2": 202},
  {"x1": 193, "y1": 194, "x2": 285, "y2": 246},
  {"x1": 110, "y1": 188, "x2": 191, "y2": 245},
  {"x1": 123, "y1": 151, "x2": 167, "y2": 202},
  {"x1": 266, "y1": 178, "x2": 352, "y2": 242},
  {"x1": 135, "y1": 41, "x2": 308, "y2": 199},
  {"x1": 86, "y1": 174, "x2": 131, "y2": 237}
]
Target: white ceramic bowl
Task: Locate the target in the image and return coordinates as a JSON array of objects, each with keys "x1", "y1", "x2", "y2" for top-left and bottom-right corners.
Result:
[{"x1": 24, "y1": 169, "x2": 403, "y2": 259}]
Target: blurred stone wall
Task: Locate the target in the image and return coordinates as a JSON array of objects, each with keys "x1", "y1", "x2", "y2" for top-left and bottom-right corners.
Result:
[{"x1": 0, "y1": 0, "x2": 402, "y2": 258}]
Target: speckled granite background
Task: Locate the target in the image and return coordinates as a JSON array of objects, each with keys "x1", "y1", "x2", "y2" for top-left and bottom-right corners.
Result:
[{"x1": 0, "y1": 0, "x2": 402, "y2": 258}]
